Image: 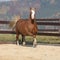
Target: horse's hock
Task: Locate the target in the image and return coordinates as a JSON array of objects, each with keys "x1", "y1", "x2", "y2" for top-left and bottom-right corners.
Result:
[{"x1": 0, "y1": 44, "x2": 60, "y2": 60}]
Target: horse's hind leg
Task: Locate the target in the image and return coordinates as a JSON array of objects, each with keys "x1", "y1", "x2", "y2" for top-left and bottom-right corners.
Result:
[
  {"x1": 33, "y1": 35, "x2": 37, "y2": 47},
  {"x1": 22, "y1": 35, "x2": 26, "y2": 46},
  {"x1": 16, "y1": 34, "x2": 19, "y2": 45}
]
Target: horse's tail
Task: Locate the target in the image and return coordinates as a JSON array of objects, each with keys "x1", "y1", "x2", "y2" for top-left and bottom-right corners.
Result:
[{"x1": 9, "y1": 16, "x2": 20, "y2": 30}]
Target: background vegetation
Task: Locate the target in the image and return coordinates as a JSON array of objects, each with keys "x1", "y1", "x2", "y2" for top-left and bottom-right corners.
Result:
[{"x1": 0, "y1": 34, "x2": 60, "y2": 44}]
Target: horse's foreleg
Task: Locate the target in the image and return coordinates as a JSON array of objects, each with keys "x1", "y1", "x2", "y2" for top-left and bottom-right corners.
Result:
[
  {"x1": 16, "y1": 34, "x2": 19, "y2": 45},
  {"x1": 33, "y1": 35, "x2": 37, "y2": 47},
  {"x1": 22, "y1": 35, "x2": 26, "y2": 46}
]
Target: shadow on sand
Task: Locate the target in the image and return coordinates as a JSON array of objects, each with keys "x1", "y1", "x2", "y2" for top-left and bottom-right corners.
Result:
[{"x1": 0, "y1": 40, "x2": 60, "y2": 47}]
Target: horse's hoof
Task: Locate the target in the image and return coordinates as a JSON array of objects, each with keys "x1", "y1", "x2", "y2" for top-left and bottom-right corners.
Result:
[
  {"x1": 33, "y1": 43, "x2": 37, "y2": 48},
  {"x1": 16, "y1": 41, "x2": 19, "y2": 45},
  {"x1": 22, "y1": 42, "x2": 26, "y2": 46},
  {"x1": 17, "y1": 43, "x2": 19, "y2": 45}
]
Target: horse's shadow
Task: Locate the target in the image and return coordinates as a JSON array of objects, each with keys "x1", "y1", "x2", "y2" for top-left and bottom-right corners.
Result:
[
  {"x1": 19, "y1": 40, "x2": 33, "y2": 47},
  {"x1": 19, "y1": 40, "x2": 60, "y2": 47}
]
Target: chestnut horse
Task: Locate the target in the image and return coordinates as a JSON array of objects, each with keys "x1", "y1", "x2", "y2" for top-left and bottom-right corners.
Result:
[{"x1": 15, "y1": 8, "x2": 38, "y2": 47}]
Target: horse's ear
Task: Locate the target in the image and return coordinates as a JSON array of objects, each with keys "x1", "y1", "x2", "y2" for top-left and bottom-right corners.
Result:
[
  {"x1": 30, "y1": 7, "x2": 35, "y2": 10},
  {"x1": 34, "y1": 8, "x2": 36, "y2": 10},
  {"x1": 30, "y1": 7, "x2": 36, "y2": 12},
  {"x1": 30, "y1": 7, "x2": 32, "y2": 10}
]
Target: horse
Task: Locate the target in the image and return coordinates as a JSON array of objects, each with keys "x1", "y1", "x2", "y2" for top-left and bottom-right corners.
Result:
[{"x1": 12, "y1": 8, "x2": 38, "y2": 47}]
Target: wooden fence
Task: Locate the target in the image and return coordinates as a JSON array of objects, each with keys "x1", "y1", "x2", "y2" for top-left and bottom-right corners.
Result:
[{"x1": 0, "y1": 19, "x2": 60, "y2": 36}]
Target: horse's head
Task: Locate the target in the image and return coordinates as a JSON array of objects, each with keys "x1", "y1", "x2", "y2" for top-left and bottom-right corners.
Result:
[{"x1": 30, "y1": 8, "x2": 36, "y2": 20}]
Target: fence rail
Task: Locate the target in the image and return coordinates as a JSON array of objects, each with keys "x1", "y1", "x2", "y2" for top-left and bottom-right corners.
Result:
[{"x1": 0, "y1": 19, "x2": 60, "y2": 36}]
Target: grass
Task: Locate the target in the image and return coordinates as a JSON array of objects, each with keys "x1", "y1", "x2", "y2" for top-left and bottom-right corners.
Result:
[
  {"x1": 0, "y1": 34, "x2": 60, "y2": 44},
  {"x1": 36, "y1": 36, "x2": 60, "y2": 44}
]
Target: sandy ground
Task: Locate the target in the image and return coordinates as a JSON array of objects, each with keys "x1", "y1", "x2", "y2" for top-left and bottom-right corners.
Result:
[{"x1": 0, "y1": 44, "x2": 60, "y2": 60}]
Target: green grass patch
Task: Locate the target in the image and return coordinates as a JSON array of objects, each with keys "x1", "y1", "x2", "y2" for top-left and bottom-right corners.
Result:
[
  {"x1": 36, "y1": 35, "x2": 60, "y2": 44},
  {"x1": 0, "y1": 34, "x2": 60, "y2": 44}
]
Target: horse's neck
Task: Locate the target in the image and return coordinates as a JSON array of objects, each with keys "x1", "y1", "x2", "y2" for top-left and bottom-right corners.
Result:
[{"x1": 29, "y1": 18, "x2": 35, "y2": 24}]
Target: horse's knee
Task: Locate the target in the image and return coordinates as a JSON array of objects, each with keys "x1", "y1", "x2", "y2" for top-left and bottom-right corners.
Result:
[
  {"x1": 22, "y1": 41, "x2": 26, "y2": 46},
  {"x1": 16, "y1": 34, "x2": 19, "y2": 40}
]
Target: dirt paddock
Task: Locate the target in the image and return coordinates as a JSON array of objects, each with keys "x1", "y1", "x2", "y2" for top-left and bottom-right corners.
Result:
[{"x1": 0, "y1": 44, "x2": 60, "y2": 60}]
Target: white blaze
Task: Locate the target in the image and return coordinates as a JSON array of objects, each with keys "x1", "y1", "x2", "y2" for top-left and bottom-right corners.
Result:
[{"x1": 31, "y1": 10, "x2": 35, "y2": 19}]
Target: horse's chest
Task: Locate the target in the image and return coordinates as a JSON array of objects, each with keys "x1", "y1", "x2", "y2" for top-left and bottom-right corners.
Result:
[
  {"x1": 28, "y1": 24, "x2": 33, "y2": 28},
  {"x1": 27, "y1": 24, "x2": 34, "y2": 31},
  {"x1": 28, "y1": 24, "x2": 37, "y2": 33}
]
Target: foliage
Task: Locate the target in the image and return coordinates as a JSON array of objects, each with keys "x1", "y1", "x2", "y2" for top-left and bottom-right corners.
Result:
[{"x1": 0, "y1": 34, "x2": 60, "y2": 44}]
